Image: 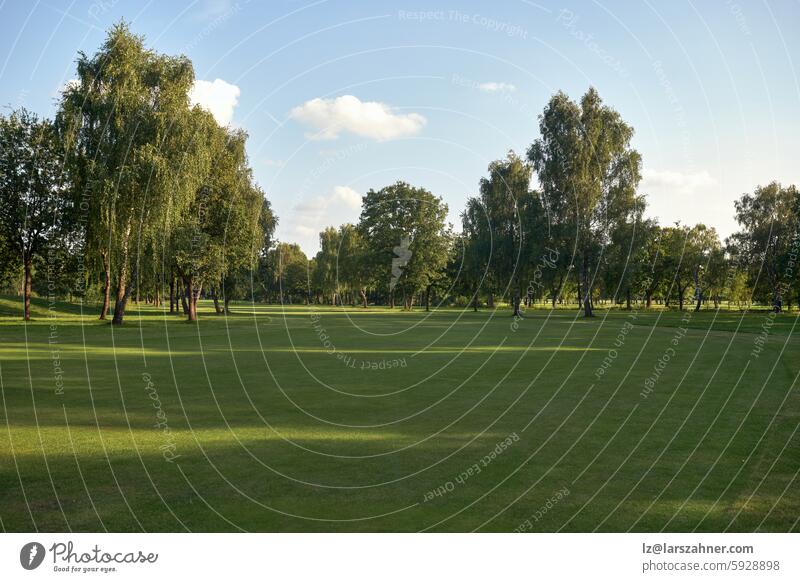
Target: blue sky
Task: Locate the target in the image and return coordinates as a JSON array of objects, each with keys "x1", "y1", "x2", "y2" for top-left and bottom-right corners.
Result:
[{"x1": 1, "y1": 0, "x2": 798, "y2": 254}]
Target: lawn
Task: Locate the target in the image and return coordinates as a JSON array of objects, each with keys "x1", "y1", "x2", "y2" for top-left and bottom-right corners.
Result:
[{"x1": 1, "y1": 296, "x2": 798, "y2": 532}]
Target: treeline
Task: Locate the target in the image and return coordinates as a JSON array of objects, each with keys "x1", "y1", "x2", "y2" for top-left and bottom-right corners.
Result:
[
  {"x1": 1, "y1": 23, "x2": 798, "y2": 322},
  {"x1": 267, "y1": 93, "x2": 800, "y2": 317},
  {"x1": 0, "y1": 23, "x2": 276, "y2": 323}
]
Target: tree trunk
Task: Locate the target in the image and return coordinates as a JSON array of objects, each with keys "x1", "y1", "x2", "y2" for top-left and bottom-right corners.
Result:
[
  {"x1": 180, "y1": 285, "x2": 189, "y2": 315},
  {"x1": 626, "y1": 287, "x2": 632, "y2": 310},
  {"x1": 185, "y1": 278, "x2": 198, "y2": 322},
  {"x1": 22, "y1": 256, "x2": 32, "y2": 321},
  {"x1": 646, "y1": 289, "x2": 652, "y2": 309},
  {"x1": 224, "y1": 296, "x2": 231, "y2": 314},
  {"x1": 212, "y1": 288, "x2": 223, "y2": 314},
  {"x1": 472, "y1": 288, "x2": 479, "y2": 312},
  {"x1": 582, "y1": 252, "x2": 593, "y2": 317},
  {"x1": 425, "y1": 285, "x2": 431, "y2": 311},
  {"x1": 360, "y1": 287, "x2": 368, "y2": 308},
  {"x1": 111, "y1": 263, "x2": 129, "y2": 325},
  {"x1": 512, "y1": 288, "x2": 521, "y2": 317},
  {"x1": 389, "y1": 291, "x2": 395, "y2": 309},
  {"x1": 169, "y1": 275, "x2": 175, "y2": 313},
  {"x1": 99, "y1": 252, "x2": 111, "y2": 320},
  {"x1": 111, "y1": 226, "x2": 133, "y2": 325},
  {"x1": 693, "y1": 265, "x2": 702, "y2": 312},
  {"x1": 487, "y1": 292, "x2": 494, "y2": 309}
]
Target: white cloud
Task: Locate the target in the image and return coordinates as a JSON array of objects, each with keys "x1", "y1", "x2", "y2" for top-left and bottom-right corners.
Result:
[
  {"x1": 289, "y1": 95, "x2": 426, "y2": 141},
  {"x1": 329, "y1": 185, "x2": 362, "y2": 209},
  {"x1": 641, "y1": 169, "x2": 716, "y2": 194},
  {"x1": 477, "y1": 82, "x2": 516, "y2": 93},
  {"x1": 294, "y1": 186, "x2": 362, "y2": 216},
  {"x1": 264, "y1": 159, "x2": 286, "y2": 168},
  {"x1": 284, "y1": 186, "x2": 363, "y2": 253},
  {"x1": 189, "y1": 79, "x2": 240, "y2": 126}
]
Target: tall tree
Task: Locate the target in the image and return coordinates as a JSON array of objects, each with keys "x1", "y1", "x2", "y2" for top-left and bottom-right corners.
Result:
[
  {"x1": 602, "y1": 198, "x2": 650, "y2": 309},
  {"x1": 358, "y1": 181, "x2": 450, "y2": 310},
  {"x1": 730, "y1": 182, "x2": 799, "y2": 311},
  {"x1": 59, "y1": 22, "x2": 200, "y2": 324},
  {"x1": 529, "y1": 88, "x2": 642, "y2": 317},
  {"x1": 171, "y1": 114, "x2": 264, "y2": 321},
  {"x1": 264, "y1": 243, "x2": 309, "y2": 304},
  {"x1": 314, "y1": 226, "x2": 343, "y2": 305},
  {"x1": 466, "y1": 152, "x2": 534, "y2": 316},
  {"x1": 338, "y1": 224, "x2": 370, "y2": 308},
  {"x1": 460, "y1": 199, "x2": 491, "y2": 310},
  {"x1": 219, "y1": 196, "x2": 276, "y2": 313},
  {"x1": 689, "y1": 225, "x2": 722, "y2": 311},
  {"x1": 0, "y1": 109, "x2": 69, "y2": 320}
]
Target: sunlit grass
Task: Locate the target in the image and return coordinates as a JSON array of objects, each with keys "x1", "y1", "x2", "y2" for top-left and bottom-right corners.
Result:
[{"x1": 1, "y1": 296, "x2": 798, "y2": 532}]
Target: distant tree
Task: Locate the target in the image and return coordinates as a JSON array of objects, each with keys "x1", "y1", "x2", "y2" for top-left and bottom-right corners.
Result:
[
  {"x1": 460, "y1": 199, "x2": 491, "y2": 310},
  {"x1": 703, "y1": 245, "x2": 729, "y2": 310},
  {"x1": 689, "y1": 225, "x2": 722, "y2": 311},
  {"x1": 358, "y1": 181, "x2": 450, "y2": 309},
  {"x1": 220, "y1": 196, "x2": 276, "y2": 311},
  {"x1": 467, "y1": 152, "x2": 534, "y2": 316},
  {"x1": 338, "y1": 224, "x2": 371, "y2": 308},
  {"x1": 0, "y1": 109, "x2": 69, "y2": 320},
  {"x1": 639, "y1": 223, "x2": 667, "y2": 308},
  {"x1": 730, "y1": 182, "x2": 799, "y2": 311},
  {"x1": 314, "y1": 226, "x2": 343, "y2": 305},
  {"x1": 265, "y1": 243, "x2": 309, "y2": 304},
  {"x1": 529, "y1": 88, "x2": 642, "y2": 317},
  {"x1": 601, "y1": 197, "x2": 649, "y2": 309},
  {"x1": 660, "y1": 224, "x2": 692, "y2": 310},
  {"x1": 659, "y1": 223, "x2": 718, "y2": 311}
]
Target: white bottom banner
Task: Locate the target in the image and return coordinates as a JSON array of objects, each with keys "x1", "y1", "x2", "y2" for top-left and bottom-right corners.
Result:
[{"x1": 1, "y1": 533, "x2": 797, "y2": 581}]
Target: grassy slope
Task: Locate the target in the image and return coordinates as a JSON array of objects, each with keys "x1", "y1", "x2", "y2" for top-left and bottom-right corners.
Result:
[{"x1": 0, "y1": 296, "x2": 798, "y2": 532}]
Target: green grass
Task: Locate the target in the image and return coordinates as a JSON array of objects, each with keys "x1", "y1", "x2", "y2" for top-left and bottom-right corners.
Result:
[{"x1": 1, "y1": 295, "x2": 798, "y2": 532}]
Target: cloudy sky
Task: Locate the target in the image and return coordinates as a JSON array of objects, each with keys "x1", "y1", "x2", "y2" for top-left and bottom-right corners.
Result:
[{"x1": 1, "y1": 0, "x2": 798, "y2": 254}]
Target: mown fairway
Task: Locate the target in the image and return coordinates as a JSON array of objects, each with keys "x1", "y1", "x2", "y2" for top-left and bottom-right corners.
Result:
[{"x1": 1, "y1": 297, "x2": 798, "y2": 532}]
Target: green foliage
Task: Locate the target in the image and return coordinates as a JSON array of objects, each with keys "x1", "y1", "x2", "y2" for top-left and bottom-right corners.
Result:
[
  {"x1": 462, "y1": 152, "x2": 536, "y2": 312},
  {"x1": 0, "y1": 108, "x2": 69, "y2": 318},
  {"x1": 4, "y1": 24, "x2": 796, "y2": 320},
  {"x1": 262, "y1": 243, "x2": 309, "y2": 303},
  {"x1": 529, "y1": 87, "x2": 642, "y2": 316},
  {"x1": 358, "y1": 181, "x2": 451, "y2": 308},
  {"x1": 730, "y1": 182, "x2": 799, "y2": 309}
]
